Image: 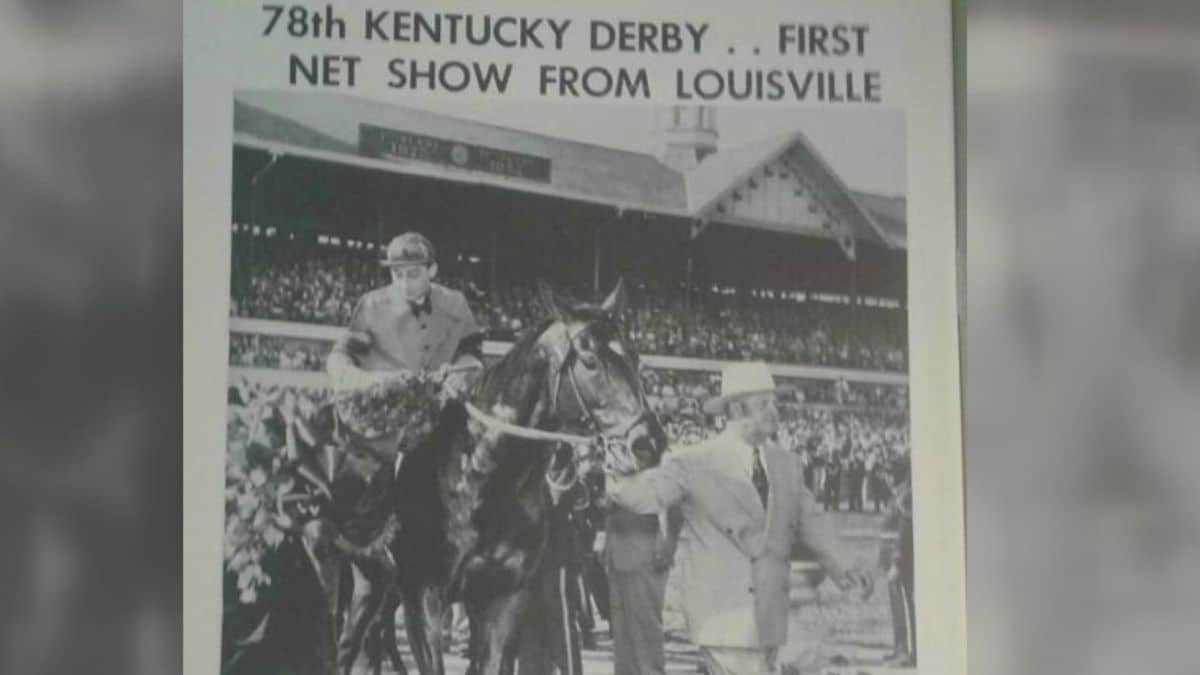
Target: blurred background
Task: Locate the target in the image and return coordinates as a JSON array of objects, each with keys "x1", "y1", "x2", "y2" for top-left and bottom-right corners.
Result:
[
  {"x1": 0, "y1": 0, "x2": 181, "y2": 674},
  {"x1": 0, "y1": 0, "x2": 1196, "y2": 673},
  {"x1": 967, "y1": 1, "x2": 1200, "y2": 674}
]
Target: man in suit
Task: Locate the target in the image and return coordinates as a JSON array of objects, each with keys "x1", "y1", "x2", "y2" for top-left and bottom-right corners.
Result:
[
  {"x1": 603, "y1": 501, "x2": 682, "y2": 675},
  {"x1": 326, "y1": 232, "x2": 483, "y2": 675},
  {"x1": 879, "y1": 478, "x2": 915, "y2": 667},
  {"x1": 605, "y1": 362, "x2": 871, "y2": 675},
  {"x1": 823, "y1": 452, "x2": 843, "y2": 512},
  {"x1": 847, "y1": 452, "x2": 867, "y2": 513}
]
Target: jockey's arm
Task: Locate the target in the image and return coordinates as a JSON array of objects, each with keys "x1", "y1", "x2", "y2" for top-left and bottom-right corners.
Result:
[
  {"x1": 442, "y1": 330, "x2": 485, "y2": 398},
  {"x1": 328, "y1": 295, "x2": 383, "y2": 387},
  {"x1": 326, "y1": 330, "x2": 397, "y2": 390}
]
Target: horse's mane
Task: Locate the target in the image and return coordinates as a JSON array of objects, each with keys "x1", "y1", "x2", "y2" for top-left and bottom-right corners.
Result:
[{"x1": 479, "y1": 318, "x2": 556, "y2": 399}]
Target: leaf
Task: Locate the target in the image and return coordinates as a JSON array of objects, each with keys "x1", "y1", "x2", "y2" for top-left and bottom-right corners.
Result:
[
  {"x1": 238, "y1": 565, "x2": 257, "y2": 589},
  {"x1": 237, "y1": 493, "x2": 259, "y2": 516},
  {"x1": 262, "y1": 525, "x2": 284, "y2": 549}
]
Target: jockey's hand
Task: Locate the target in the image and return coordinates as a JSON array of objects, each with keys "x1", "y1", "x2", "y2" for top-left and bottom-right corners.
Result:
[
  {"x1": 442, "y1": 361, "x2": 481, "y2": 400},
  {"x1": 442, "y1": 370, "x2": 469, "y2": 400},
  {"x1": 345, "y1": 330, "x2": 373, "y2": 356},
  {"x1": 834, "y1": 567, "x2": 875, "y2": 600}
]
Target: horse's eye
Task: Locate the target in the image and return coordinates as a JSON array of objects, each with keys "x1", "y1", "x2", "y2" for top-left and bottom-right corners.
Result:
[{"x1": 576, "y1": 334, "x2": 595, "y2": 353}]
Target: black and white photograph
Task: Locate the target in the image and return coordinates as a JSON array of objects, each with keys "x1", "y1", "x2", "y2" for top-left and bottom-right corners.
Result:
[{"x1": 220, "y1": 91, "x2": 914, "y2": 675}]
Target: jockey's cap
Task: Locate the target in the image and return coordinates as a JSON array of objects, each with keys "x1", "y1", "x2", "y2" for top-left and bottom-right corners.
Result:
[{"x1": 380, "y1": 232, "x2": 435, "y2": 267}]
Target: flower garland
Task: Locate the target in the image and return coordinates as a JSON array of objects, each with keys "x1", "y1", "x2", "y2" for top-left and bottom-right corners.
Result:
[
  {"x1": 223, "y1": 374, "x2": 443, "y2": 605},
  {"x1": 334, "y1": 372, "x2": 443, "y2": 444}
]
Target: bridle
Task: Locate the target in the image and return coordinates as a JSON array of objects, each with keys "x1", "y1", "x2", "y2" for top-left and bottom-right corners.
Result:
[{"x1": 463, "y1": 318, "x2": 658, "y2": 491}]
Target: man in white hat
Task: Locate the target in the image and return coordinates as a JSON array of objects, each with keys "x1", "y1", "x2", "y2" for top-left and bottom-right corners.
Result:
[{"x1": 606, "y1": 361, "x2": 872, "y2": 675}]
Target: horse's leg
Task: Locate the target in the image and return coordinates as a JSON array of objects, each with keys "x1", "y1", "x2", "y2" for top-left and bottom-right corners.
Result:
[
  {"x1": 467, "y1": 589, "x2": 531, "y2": 675},
  {"x1": 365, "y1": 591, "x2": 403, "y2": 675},
  {"x1": 301, "y1": 519, "x2": 343, "y2": 675},
  {"x1": 339, "y1": 559, "x2": 391, "y2": 675},
  {"x1": 379, "y1": 588, "x2": 406, "y2": 675},
  {"x1": 402, "y1": 582, "x2": 445, "y2": 675},
  {"x1": 516, "y1": 567, "x2": 580, "y2": 675},
  {"x1": 555, "y1": 566, "x2": 583, "y2": 675}
]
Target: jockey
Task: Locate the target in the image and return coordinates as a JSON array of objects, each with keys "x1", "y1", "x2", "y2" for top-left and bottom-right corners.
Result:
[
  {"x1": 325, "y1": 231, "x2": 484, "y2": 675},
  {"x1": 328, "y1": 231, "x2": 484, "y2": 402}
]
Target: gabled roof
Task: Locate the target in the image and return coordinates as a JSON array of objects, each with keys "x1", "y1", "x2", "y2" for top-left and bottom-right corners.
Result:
[
  {"x1": 684, "y1": 131, "x2": 894, "y2": 246},
  {"x1": 684, "y1": 132, "x2": 797, "y2": 213},
  {"x1": 233, "y1": 91, "x2": 904, "y2": 247}
]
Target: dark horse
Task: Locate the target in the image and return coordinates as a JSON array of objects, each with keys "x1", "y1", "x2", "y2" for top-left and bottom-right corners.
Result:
[{"x1": 393, "y1": 280, "x2": 667, "y2": 675}]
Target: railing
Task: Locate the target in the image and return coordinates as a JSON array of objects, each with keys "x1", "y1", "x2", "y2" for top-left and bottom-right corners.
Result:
[{"x1": 228, "y1": 317, "x2": 909, "y2": 386}]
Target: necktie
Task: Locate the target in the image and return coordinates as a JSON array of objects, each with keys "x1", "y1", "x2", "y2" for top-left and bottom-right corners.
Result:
[
  {"x1": 752, "y1": 446, "x2": 769, "y2": 508},
  {"x1": 409, "y1": 295, "x2": 432, "y2": 317}
]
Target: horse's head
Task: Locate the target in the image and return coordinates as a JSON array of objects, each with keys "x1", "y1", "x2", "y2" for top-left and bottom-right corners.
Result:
[{"x1": 530, "y1": 279, "x2": 667, "y2": 474}]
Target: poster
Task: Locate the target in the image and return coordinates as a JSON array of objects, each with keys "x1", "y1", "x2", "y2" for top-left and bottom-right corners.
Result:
[{"x1": 184, "y1": 2, "x2": 963, "y2": 674}]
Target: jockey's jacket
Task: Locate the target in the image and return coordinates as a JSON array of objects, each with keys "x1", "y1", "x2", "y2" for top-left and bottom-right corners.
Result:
[{"x1": 329, "y1": 282, "x2": 483, "y2": 375}]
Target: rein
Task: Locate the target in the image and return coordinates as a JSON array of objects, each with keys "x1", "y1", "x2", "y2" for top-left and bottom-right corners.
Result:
[{"x1": 463, "y1": 401, "x2": 595, "y2": 447}]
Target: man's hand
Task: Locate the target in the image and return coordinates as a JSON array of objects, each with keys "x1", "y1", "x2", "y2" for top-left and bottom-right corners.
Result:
[
  {"x1": 592, "y1": 531, "x2": 607, "y2": 558},
  {"x1": 603, "y1": 439, "x2": 642, "y2": 477}
]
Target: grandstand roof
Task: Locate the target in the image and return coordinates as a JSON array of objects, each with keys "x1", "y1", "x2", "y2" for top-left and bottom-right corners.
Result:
[
  {"x1": 234, "y1": 91, "x2": 904, "y2": 248},
  {"x1": 852, "y1": 191, "x2": 907, "y2": 247}
]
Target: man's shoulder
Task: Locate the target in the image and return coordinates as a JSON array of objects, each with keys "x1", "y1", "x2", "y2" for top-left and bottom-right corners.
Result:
[
  {"x1": 431, "y1": 283, "x2": 473, "y2": 319},
  {"x1": 356, "y1": 286, "x2": 395, "y2": 314}
]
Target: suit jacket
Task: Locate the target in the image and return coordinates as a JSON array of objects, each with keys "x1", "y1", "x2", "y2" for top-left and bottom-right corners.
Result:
[
  {"x1": 331, "y1": 282, "x2": 481, "y2": 372},
  {"x1": 608, "y1": 430, "x2": 846, "y2": 648}
]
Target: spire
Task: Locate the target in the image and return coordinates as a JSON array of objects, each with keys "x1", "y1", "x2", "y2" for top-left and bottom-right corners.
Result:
[{"x1": 658, "y1": 105, "x2": 718, "y2": 172}]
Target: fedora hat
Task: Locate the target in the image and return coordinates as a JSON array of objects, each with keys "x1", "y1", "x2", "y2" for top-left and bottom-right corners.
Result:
[
  {"x1": 380, "y1": 232, "x2": 434, "y2": 267},
  {"x1": 703, "y1": 361, "x2": 794, "y2": 415}
]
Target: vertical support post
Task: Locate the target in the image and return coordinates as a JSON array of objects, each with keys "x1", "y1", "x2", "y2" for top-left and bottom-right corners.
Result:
[
  {"x1": 685, "y1": 237, "x2": 694, "y2": 317},
  {"x1": 490, "y1": 226, "x2": 498, "y2": 296},
  {"x1": 850, "y1": 256, "x2": 859, "y2": 312},
  {"x1": 593, "y1": 221, "x2": 602, "y2": 297}
]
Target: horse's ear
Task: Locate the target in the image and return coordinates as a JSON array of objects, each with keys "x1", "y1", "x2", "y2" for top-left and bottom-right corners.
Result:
[
  {"x1": 599, "y1": 278, "x2": 626, "y2": 317},
  {"x1": 536, "y1": 279, "x2": 565, "y2": 321}
]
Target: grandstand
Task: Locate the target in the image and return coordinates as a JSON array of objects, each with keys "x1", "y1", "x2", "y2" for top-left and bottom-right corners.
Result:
[{"x1": 226, "y1": 91, "x2": 909, "y2": 407}]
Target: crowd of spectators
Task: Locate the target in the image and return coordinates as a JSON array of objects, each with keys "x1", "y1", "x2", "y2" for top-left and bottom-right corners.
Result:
[
  {"x1": 229, "y1": 333, "x2": 327, "y2": 371},
  {"x1": 230, "y1": 234, "x2": 907, "y2": 371},
  {"x1": 625, "y1": 281, "x2": 906, "y2": 371},
  {"x1": 783, "y1": 408, "x2": 911, "y2": 512}
]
